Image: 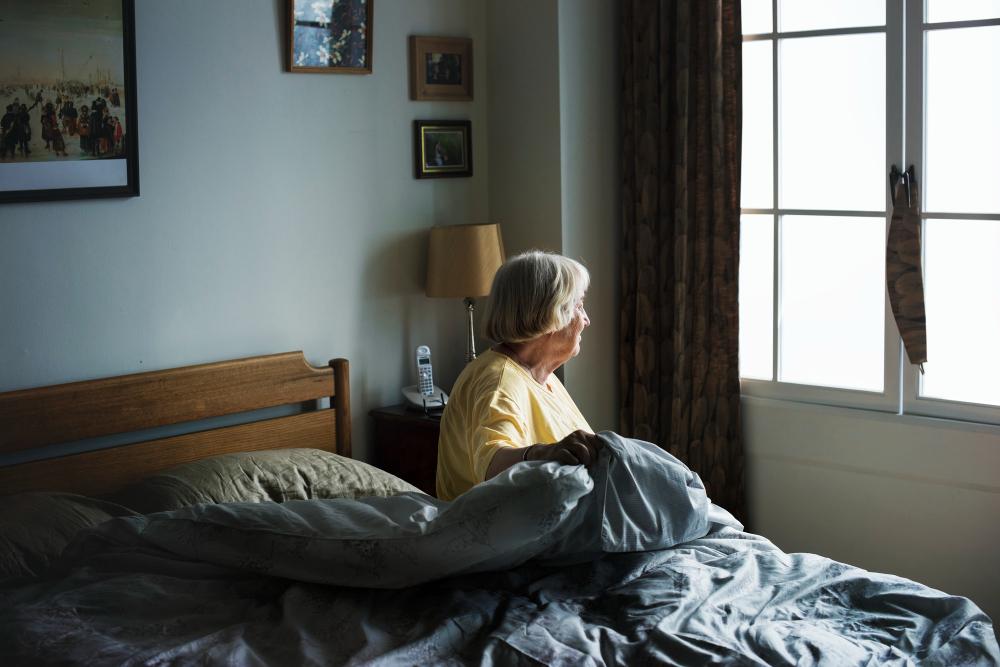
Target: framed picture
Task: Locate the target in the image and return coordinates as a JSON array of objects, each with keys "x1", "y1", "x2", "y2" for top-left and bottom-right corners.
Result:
[
  {"x1": 0, "y1": 0, "x2": 139, "y2": 204},
  {"x1": 287, "y1": 0, "x2": 373, "y2": 74},
  {"x1": 409, "y1": 36, "x2": 472, "y2": 101},
  {"x1": 413, "y1": 120, "x2": 472, "y2": 179}
]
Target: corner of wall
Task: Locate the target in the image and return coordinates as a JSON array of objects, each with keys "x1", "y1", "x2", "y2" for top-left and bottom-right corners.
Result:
[{"x1": 556, "y1": 0, "x2": 621, "y2": 431}]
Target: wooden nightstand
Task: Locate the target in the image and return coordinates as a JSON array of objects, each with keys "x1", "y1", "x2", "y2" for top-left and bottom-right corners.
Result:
[{"x1": 369, "y1": 405, "x2": 441, "y2": 496}]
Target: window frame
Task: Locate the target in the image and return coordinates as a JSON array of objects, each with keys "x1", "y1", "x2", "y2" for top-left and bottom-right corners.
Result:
[
  {"x1": 739, "y1": 0, "x2": 1000, "y2": 426},
  {"x1": 899, "y1": 3, "x2": 1000, "y2": 425},
  {"x1": 739, "y1": 0, "x2": 902, "y2": 414}
]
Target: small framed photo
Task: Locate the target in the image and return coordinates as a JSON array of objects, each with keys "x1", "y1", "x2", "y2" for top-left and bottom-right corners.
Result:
[
  {"x1": 413, "y1": 120, "x2": 472, "y2": 179},
  {"x1": 409, "y1": 36, "x2": 472, "y2": 101},
  {"x1": 287, "y1": 0, "x2": 373, "y2": 74},
  {"x1": 0, "y1": 0, "x2": 139, "y2": 204}
]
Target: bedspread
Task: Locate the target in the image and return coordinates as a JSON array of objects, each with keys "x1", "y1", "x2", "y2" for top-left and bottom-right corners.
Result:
[{"x1": 0, "y1": 434, "x2": 996, "y2": 666}]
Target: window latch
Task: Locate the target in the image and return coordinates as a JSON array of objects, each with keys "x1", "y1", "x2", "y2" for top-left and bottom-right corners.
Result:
[{"x1": 889, "y1": 164, "x2": 915, "y2": 207}]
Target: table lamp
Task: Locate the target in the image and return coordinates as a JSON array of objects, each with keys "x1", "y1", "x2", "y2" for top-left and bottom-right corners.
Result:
[{"x1": 426, "y1": 223, "x2": 505, "y2": 363}]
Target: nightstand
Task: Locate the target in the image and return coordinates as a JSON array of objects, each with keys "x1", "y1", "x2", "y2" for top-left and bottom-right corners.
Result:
[{"x1": 369, "y1": 405, "x2": 441, "y2": 496}]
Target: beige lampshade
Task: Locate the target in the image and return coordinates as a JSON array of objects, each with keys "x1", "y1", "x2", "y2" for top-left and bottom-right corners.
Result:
[{"x1": 426, "y1": 223, "x2": 505, "y2": 298}]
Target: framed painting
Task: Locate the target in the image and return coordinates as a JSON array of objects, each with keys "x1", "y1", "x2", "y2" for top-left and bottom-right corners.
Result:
[
  {"x1": 413, "y1": 120, "x2": 472, "y2": 179},
  {"x1": 288, "y1": 0, "x2": 373, "y2": 74},
  {"x1": 409, "y1": 36, "x2": 472, "y2": 101},
  {"x1": 0, "y1": 0, "x2": 139, "y2": 204}
]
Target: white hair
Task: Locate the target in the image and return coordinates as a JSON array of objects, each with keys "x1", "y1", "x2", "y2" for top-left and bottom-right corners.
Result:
[{"x1": 483, "y1": 251, "x2": 590, "y2": 344}]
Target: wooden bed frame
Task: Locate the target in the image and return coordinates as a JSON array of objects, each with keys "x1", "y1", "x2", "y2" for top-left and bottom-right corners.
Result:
[{"x1": 0, "y1": 351, "x2": 351, "y2": 498}]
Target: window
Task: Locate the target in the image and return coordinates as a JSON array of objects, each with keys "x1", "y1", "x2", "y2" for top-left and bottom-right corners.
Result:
[{"x1": 739, "y1": 0, "x2": 1000, "y2": 424}]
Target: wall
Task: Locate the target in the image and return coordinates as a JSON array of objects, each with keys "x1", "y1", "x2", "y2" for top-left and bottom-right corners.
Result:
[
  {"x1": 745, "y1": 397, "x2": 1000, "y2": 620},
  {"x1": 486, "y1": 0, "x2": 620, "y2": 431},
  {"x1": 557, "y1": 0, "x2": 620, "y2": 432},
  {"x1": 0, "y1": 0, "x2": 622, "y2": 457},
  {"x1": 484, "y1": 0, "x2": 562, "y2": 257},
  {"x1": 0, "y1": 0, "x2": 489, "y2": 461}
]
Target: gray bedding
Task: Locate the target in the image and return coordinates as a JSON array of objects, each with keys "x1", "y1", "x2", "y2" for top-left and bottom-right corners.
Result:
[{"x1": 1, "y1": 434, "x2": 996, "y2": 666}]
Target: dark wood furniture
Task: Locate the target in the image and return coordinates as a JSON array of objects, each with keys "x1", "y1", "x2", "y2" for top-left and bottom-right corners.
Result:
[
  {"x1": 369, "y1": 405, "x2": 441, "y2": 496},
  {"x1": 0, "y1": 352, "x2": 351, "y2": 497}
]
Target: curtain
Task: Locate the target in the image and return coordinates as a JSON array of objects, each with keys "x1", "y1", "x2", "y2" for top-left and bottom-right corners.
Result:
[{"x1": 620, "y1": 0, "x2": 746, "y2": 522}]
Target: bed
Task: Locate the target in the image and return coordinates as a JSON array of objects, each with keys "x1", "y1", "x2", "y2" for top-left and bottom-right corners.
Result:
[{"x1": 0, "y1": 351, "x2": 997, "y2": 666}]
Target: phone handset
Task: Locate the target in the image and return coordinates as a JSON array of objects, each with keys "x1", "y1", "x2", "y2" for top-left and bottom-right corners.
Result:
[
  {"x1": 416, "y1": 345, "x2": 434, "y2": 395},
  {"x1": 402, "y1": 345, "x2": 448, "y2": 413}
]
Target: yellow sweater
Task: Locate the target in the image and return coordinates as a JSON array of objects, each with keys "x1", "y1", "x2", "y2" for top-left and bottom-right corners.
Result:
[{"x1": 435, "y1": 349, "x2": 592, "y2": 501}]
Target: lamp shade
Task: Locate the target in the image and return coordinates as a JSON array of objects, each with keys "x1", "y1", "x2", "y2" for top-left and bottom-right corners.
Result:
[{"x1": 426, "y1": 223, "x2": 505, "y2": 298}]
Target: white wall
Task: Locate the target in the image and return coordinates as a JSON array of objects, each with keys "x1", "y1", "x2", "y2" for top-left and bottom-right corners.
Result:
[
  {"x1": 745, "y1": 397, "x2": 1000, "y2": 620},
  {"x1": 486, "y1": 0, "x2": 620, "y2": 432},
  {"x1": 0, "y1": 0, "x2": 489, "y2": 461},
  {"x1": 485, "y1": 0, "x2": 563, "y2": 257},
  {"x1": 557, "y1": 0, "x2": 620, "y2": 432},
  {"x1": 0, "y1": 0, "x2": 623, "y2": 456},
  {"x1": 0, "y1": 0, "x2": 621, "y2": 456}
]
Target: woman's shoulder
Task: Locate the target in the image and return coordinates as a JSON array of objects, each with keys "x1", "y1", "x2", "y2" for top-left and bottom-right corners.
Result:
[
  {"x1": 454, "y1": 350, "x2": 531, "y2": 401},
  {"x1": 465, "y1": 349, "x2": 517, "y2": 384}
]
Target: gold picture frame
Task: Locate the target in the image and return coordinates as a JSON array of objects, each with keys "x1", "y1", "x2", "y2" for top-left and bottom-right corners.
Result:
[
  {"x1": 413, "y1": 120, "x2": 472, "y2": 179},
  {"x1": 409, "y1": 36, "x2": 472, "y2": 101}
]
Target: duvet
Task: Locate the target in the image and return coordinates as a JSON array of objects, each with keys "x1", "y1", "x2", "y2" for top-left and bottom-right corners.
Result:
[{"x1": 1, "y1": 433, "x2": 996, "y2": 666}]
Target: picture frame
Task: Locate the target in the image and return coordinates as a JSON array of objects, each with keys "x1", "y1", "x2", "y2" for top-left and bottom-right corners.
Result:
[
  {"x1": 413, "y1": 120, "x2": 472, "y2": 179},
  {"x1": 0, "y1": 0, "x2": 139, "y2": 204},
  {"x1": 287, "y1": 0, "x2": 373, "y2": 74},
  {"x1": 409, "y1": 36, "x2": 473, "y2": 101}
]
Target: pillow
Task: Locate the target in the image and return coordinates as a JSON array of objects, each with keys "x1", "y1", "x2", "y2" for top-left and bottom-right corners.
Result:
[
  {"x1": 68, "y1": 461, "x2": 595, "y2": 588},
  {"x1": 63, "y1": 436, "x2": 727, "y2": 588},
  {"x1": 0, "y1": 492, "x2": 138, "y2": 580},
  {"x1": 110, "y1": 448, "x2": 420, "y2": 514}
]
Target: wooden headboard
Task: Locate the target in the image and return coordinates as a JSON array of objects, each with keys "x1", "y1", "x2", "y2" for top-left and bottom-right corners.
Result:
[{"x1": 0, "y1": 351, "x2": 351, "y2": 497}]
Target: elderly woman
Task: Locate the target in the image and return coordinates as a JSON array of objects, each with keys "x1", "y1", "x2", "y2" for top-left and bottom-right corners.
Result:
[{"x1": 435, "y1": 251, "x2": 603, "y2": 501}]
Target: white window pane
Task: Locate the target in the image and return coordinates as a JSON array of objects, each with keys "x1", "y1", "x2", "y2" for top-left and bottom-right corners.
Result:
[
  {"x1": 925, "y1": 27, "x2": 1000, "y2": 214},
  {"x1": 779, "y1": 35, "x2": 885, "y2": 211},
  {"x1": 741, "y1": 41, "x2": 773, "y2": 209},
  {"x1": 780, "y1": 0, "x2": 884, "y2": 32},
  {"x1": 921, "y1": 219, "x2": 1000, "y2": 406},
  {"x1": 779, "y1": 216, "x2": 885, "y2": 391},
  {"x1": 740, "y1": 215, "x2": 774, "y2": 379},
  {"x1": 926, "y1": 0, "x2": 1000, "y2": 23},
  {"x1": 742, "y1": 0, "x2": 772, "y2": 34}
]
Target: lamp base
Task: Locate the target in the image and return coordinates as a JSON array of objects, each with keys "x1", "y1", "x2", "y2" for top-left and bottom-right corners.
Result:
[{"x1": 464, "y1": 297, "x2": 476, "y2": 363}]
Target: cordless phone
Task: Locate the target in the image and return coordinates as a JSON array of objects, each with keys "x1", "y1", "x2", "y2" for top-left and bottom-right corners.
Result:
[
  {"x1": 402, "y1": 345, "x2": 448, "y2": 413},
  {"x1": 416, "y1": 345, "x2": 434, "y2": 396}
]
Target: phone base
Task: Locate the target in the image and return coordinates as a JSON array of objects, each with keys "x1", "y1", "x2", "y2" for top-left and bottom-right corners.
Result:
[
  {"x1": 405, "y1": 403, "x2": 445, "y2": 418},
  {"x1": 401, "y1": 385, "x2": 448, "y2": 416}
]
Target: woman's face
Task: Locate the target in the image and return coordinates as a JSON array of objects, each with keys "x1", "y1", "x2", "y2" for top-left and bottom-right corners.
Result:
[{"x1": 546, "y1": 295, "x2": 590, "y2": 364}]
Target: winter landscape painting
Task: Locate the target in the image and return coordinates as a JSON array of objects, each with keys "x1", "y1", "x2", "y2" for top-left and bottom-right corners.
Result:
[{"x1": 0, "y1": 0, "x2": 138, "y2": 202}]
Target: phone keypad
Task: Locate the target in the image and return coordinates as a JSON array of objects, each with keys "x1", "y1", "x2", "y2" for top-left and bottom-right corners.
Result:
[{"x1": 419, "y1": 368, "x2": 434, "y2": 395}]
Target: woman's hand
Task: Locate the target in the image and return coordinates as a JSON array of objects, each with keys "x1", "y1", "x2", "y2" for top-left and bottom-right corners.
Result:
[
  {"x1": 524, "y1": 430, "x2": 603, "y2": 467},
  {"x1": 485, "y1": 431, "x2": 604, "y2": 480}
]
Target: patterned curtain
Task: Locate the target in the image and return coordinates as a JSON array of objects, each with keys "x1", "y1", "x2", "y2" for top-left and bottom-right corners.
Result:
[{"x1": 620, "y1": 0, "x2": 746, "y2": 522}]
